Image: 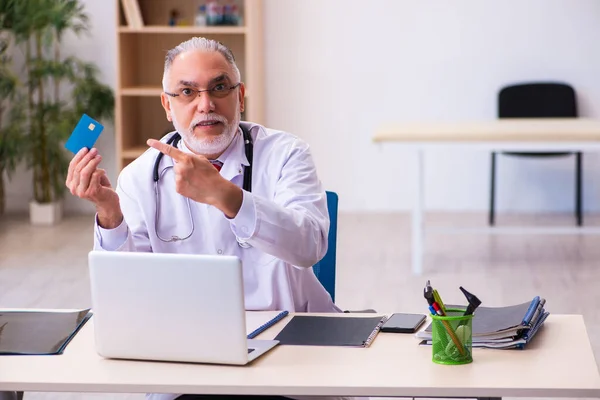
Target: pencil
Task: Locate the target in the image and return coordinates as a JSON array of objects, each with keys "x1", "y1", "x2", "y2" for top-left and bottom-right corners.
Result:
[{"x1": 441, "y1": 319, "x2": 467, "y2": 357}]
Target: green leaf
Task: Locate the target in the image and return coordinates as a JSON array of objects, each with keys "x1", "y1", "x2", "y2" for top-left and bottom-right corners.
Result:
[{"x1": 0, "y1": 0, "x2": 114, "y2": 203}]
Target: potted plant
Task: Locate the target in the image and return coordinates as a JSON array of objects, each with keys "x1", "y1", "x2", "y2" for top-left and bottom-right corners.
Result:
[
  {"x1": 0, "y1": 30, "x2": 26, "y2": 217},
  {"x1": 2, "y1": 0, "x2": 114, "y2": 225}
]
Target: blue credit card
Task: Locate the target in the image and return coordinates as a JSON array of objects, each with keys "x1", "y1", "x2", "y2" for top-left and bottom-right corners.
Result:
[{"x1": 64, "y1": 114, "x2": 104, "y2": 154}]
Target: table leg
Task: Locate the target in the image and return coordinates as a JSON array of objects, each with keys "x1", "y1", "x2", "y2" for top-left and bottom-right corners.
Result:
[
  {"x1": 0, "y1": 392, "x2": 23, "y2": 400},
  {"x1": 412, "y1": 148, "x2": 424, "y2": 275}
]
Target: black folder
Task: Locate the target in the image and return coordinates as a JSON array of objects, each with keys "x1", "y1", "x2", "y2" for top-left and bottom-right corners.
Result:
[
  {"x1": 274, "y1": 315, "x2": 386, "y2": 347},
  {"x1": 0, "y1": 309, "x2": 92, "y2": 355}
]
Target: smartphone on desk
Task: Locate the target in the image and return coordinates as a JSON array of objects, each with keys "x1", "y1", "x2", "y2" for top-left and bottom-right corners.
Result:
[{"x1": 381, "y1": 313, "x2": 426, "y2": 333}]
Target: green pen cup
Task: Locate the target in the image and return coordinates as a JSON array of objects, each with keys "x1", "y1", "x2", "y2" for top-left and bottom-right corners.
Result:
[{"x1": 430, "y1": 308, "x2": 473, "y2": 365}]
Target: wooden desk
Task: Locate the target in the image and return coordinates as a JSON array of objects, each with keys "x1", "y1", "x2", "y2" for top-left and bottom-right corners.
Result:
[
  {"x1": 374, "y1": 118, "x2": 600, "y2": 275},
  {"x1": 0, "y1": 312, "x2": 599, "y2": 398}
]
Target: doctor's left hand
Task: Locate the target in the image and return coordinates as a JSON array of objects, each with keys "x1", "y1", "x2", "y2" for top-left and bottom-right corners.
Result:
[{"x1": 147, "y1": 139, "x2": 243, "y2": 218}]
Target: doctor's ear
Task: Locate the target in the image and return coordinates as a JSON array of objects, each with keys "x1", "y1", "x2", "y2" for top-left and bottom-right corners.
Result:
[
  {"x1": 238, "y1": 83, "x2": 245, "y2": 113},
  {"x1": 161, "y1": 92, "x2": 173, "y2": 121}
]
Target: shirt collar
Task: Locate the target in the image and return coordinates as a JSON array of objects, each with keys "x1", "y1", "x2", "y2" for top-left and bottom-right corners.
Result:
[{"x1": 177, "y1": 127, "x2": 250, "y2": 181}]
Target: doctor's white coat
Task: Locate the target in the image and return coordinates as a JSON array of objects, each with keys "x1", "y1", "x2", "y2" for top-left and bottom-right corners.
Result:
[
  {"x1": 94, "y1": 122, "x2": 339, "y2": 314},
  {"x1": 93, "y1": 122, "x2": 349, "y2": 400}
]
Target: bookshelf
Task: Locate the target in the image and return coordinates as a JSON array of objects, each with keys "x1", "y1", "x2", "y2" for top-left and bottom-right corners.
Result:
[{"x1": 115, "y1": 0, "x2": 264, "y2": 170}]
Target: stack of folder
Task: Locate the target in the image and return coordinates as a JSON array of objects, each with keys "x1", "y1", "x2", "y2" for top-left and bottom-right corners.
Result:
[{"x1": 416, "y1": 296, "x2": 549, "y2": 349}]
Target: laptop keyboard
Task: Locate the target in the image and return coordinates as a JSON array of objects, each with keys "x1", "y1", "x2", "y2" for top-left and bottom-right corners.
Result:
[{"x1": 248, "y1": 348, "x2": 255, "y2": 354}]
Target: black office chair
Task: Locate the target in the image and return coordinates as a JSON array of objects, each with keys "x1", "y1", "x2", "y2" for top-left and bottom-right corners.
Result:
[{"x1": 489, "y1": 82, "x2": 582, "y2": 226}]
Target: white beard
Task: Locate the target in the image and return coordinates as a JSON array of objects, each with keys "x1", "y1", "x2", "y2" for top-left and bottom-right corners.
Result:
[{"x1": 170, "y1": 104, "x2": 240, "y2": 156}]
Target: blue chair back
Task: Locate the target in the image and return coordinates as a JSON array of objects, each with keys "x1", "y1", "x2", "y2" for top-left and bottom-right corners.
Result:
[{"x1": 312, "y1": 191, "x2": 338, "y2": 302}]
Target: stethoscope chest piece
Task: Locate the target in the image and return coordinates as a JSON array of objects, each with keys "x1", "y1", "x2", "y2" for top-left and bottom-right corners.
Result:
[{"x1": 236, "y1": 236, "x2": 251, "y2": 248}]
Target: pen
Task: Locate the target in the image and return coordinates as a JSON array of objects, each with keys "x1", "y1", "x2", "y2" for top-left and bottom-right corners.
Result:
[
  {"x1": 247, "y1": 311, "x2": 289, "y2": 339},
  {"x1": 424, "y1": 280, "x2": 435, "y2": 306},
  {"x1": 425, "y1": 282, "x2": 467, "y2": 357},
  {"x1": 432, "y1": 290, "x2": 447, "y2": 315},
  {"x1": 439, "y1": 317, "x2": 467, "y2": 357}
]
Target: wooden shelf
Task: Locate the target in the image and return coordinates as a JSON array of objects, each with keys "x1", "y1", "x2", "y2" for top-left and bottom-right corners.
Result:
[
  {"x1": 122, "y1": 146, "x2": 148, "y2": 159},
  {"x1": 121, "y1": 86, "x2": 252, "y2": 98},
  {"x1": 115, "y1": 0, "x2": 264, "y2": 170},
  {"x1": 121, "y1": 86, "x2": 163, "y2": 96},
  {"x1": 120, "y1": 86, "x2": 250, "y2": 99},
  {"x1": 118, "y1": 26, "x2": 246, "y2": 34}
]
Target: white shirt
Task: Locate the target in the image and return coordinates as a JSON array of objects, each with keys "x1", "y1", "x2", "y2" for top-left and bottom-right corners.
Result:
[{"x1": 94, "y1": 122, "x2": 349, "y2": 400}]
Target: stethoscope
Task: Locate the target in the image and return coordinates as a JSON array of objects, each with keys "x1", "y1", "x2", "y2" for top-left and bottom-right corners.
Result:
[{"x1": 152, "y1": 125, "x2": 253, "y2": 246}]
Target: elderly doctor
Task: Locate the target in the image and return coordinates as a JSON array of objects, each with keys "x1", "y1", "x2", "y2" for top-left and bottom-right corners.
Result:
[{"x1": 65, "y1": 37, "x2": 348, "y2": 400}]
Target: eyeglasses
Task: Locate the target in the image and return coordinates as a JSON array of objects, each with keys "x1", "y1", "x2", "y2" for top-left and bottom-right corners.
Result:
[{"x1": 164, "y1": 83, "x2": 241, "y2": 104}]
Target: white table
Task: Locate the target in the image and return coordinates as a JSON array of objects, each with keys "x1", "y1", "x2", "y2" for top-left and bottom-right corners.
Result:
[
  {"x1": 0, "y1": 312, "x2": 599, "y2": 399},
  {"x1": 374, "y1": 118, "x2": 600, "y2": 275}
]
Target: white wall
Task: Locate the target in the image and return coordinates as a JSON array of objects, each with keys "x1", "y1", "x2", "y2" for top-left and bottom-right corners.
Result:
[
  {"x1": 264, "y1": 0, "x2": 600, "y2": 212},
  {"x1": 6, "y1": 0, "x2": 600, "y2": 214},
  {"x1": 5, "y1": 0, "x2": 116, "y2": 214}
]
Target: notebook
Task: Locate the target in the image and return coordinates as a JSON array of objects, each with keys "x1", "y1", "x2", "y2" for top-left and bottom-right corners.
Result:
[
  {"x1": 0, "y1": 308, "x2": 92, "y2": 355},
  {"x1": 274, "y1": 315, "x2": 386, "y2": 347}
]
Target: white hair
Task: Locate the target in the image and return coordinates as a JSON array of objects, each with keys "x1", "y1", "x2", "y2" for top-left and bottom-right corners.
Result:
[{"x1": 162, "y1": 37, "x2": 241, "y2": 90}]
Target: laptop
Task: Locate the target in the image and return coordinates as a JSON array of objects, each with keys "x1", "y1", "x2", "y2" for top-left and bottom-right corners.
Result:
[{"x1": 87, "y1": 251, "x2": 279, "y2": 365}]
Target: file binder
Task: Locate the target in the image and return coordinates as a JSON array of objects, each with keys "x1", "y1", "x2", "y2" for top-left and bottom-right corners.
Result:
[
  {"x1": 0, "y1": 308, "x2": 92, "y2": 355},
  {"x1": 274, "y1": 315, "x2": 386, "y2": 347},
  {"x1": 416, "y1": 297, "x2": 549, "y2": 350}
]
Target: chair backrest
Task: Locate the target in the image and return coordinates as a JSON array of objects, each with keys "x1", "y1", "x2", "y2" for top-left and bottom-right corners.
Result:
[
  {"x1": 498, "y1": 82, "x2": 577, "y2": 118},
  {"x1": 312, "y1": 191, "x2": 338, "y2": 303}
]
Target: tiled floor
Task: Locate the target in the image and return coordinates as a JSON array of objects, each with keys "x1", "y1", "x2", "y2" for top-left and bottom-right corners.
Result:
[{"x1": 1, "y1": 211, "x2": 599, "y2": 400}]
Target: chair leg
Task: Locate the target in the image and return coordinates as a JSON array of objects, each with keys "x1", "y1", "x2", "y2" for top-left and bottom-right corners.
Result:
[
  {"x1": 489, "y1": 152, "x2": 497, "y2": 226},
  {"x1": 576, "y1": 152, "x2": 583, "y2": 226}
]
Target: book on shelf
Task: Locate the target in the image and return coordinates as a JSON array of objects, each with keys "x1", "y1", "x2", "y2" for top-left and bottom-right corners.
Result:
[{"x1": 121, "y1": 0, "x2": 144, "y2": 29}]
